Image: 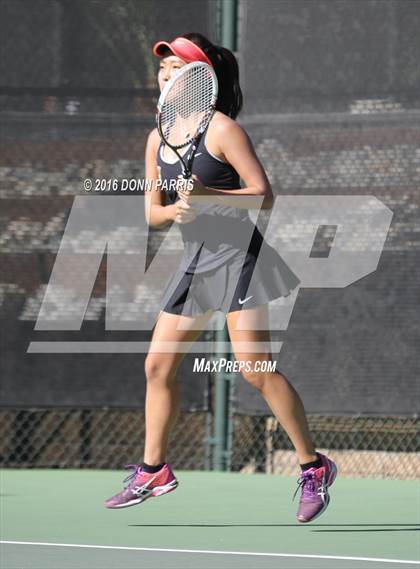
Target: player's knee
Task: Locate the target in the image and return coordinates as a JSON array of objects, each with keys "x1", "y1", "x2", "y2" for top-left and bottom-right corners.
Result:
[
  {"x1": 241, "y1": 369, "x2": 266, "y2": 392},
  {"x1": 145, "y1": 356, "x2": 171, "y2": 385}
]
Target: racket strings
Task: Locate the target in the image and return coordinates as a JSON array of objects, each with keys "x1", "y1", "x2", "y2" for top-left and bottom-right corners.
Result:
[{"x1": 160, "y1": 66, "x2": 215, "y2": 148}]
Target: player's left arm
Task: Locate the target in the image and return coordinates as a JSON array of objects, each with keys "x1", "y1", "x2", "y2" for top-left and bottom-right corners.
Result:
[{"x1": 179, "y1": 118, "x2": 274, "y2": 210}]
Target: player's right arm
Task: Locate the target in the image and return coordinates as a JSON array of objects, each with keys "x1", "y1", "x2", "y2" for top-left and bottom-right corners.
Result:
[
  {"x1": 144, "y1": 128, "x2": 174, "y2": 227},
  {"x1": 144, "y1": 129, "x2": 196, "y2": 227}
]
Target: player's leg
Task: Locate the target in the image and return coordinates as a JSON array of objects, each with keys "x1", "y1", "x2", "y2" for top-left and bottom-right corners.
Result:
[
  {"x1": 143, "y1": 310, "x2": 212, "y2": 466},
  {"x1": 105, "y1": 309, "x2": 212, "y2": 509},
  {"x1": 227, "y1": 304, "x2": 337, "y2": 522},
  {"x1": 227, "y1": 304, "x2": 316, "y2": 463}
]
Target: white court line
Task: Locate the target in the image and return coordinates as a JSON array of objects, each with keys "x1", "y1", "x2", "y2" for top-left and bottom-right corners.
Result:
[{"x1": 1, "y1": 541, "x2": 419, "y2": 565}]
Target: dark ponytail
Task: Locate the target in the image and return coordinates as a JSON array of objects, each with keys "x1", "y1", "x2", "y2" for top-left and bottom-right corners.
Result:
[{"x1": 181, "y1": 33, "x2": 243, "y2": 119}]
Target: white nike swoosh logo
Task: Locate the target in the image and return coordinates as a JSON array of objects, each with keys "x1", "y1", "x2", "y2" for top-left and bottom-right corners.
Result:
[
  {"x1": 238, "y1": 295, "x2": 253, "y2": 305},
  {"x1": 194, "y1": 152, "x2": 202, "y2": 157}
]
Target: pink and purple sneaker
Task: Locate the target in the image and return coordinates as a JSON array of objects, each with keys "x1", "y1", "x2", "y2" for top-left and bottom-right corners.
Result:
[
  {"x1": 294, "y1": 452, "x2": 337, "y2": 523},
  {"x1": 105, "y1": 463, "x2": 178, "y2": 509}
]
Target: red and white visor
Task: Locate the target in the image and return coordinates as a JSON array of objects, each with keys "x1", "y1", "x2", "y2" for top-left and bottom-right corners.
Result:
[{"x1": 153, "y1": 37, "x2": 213, "y2": 67}]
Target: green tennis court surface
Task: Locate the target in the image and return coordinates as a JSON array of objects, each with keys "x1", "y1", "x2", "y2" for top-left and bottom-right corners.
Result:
[{"x1": 1, "y1": 470, "x2": 419, "y2": 568}]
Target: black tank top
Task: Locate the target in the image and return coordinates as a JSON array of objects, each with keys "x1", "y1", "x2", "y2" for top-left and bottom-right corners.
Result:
[{"x1": 157, "y1": 133, "x2": 263, "y2": 273}]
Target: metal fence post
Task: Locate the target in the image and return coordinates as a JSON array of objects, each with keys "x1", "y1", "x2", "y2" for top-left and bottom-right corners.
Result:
[
  {"x1": 213, "y1": 321, "x2": 229, "y2": 470},
  {"x1": 211, "y1": 0, "x2": 239, "y2": 472},
  {"x1": 220, "y1": 0, "x2": 238, "y2": 52}
]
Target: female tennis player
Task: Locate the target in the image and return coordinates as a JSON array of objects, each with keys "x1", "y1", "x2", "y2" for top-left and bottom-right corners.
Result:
[{"x1": 105, "y1": 33, "x2": 337, "y2": 523}]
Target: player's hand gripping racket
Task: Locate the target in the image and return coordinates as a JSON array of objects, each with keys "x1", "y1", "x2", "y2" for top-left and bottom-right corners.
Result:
[{"x1": 156, "y1": 61, "x2": 218, "y2": 180}]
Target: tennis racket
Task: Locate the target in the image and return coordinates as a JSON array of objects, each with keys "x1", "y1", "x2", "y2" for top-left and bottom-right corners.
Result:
[{"x1": 156, "y1": 61, "x2": 218, "y2": 179}]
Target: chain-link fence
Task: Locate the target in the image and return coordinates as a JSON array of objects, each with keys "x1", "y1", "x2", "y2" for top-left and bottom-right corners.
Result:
[
  {"x1": 0, "y1": 408, "x2": 212, "y2": 471},
  {"x1": 0, "y1": 407, "x2": 418, "y2": 479},
  {"x1": 231, "y1": 414, "x2": 420, "y2": 480}
]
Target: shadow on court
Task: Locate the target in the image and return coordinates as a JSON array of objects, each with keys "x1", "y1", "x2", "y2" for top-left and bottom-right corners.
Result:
[{"x1": 128, "y1": 523, "x2": 420, "y2": 533}]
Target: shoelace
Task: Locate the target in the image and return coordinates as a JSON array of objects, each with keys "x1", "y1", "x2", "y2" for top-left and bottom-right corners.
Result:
[
  {"x1": 123, "y1": 464, "x2": 142, "y2": 485},
  {"x1": 293, "y1": 471, "x2": 315, "y2": 501}
]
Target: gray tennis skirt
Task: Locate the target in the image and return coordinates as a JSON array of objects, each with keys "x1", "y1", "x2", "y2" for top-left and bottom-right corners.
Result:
[{"x1": 161, "y1": 248, "x2": 300, "y2": 316}]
